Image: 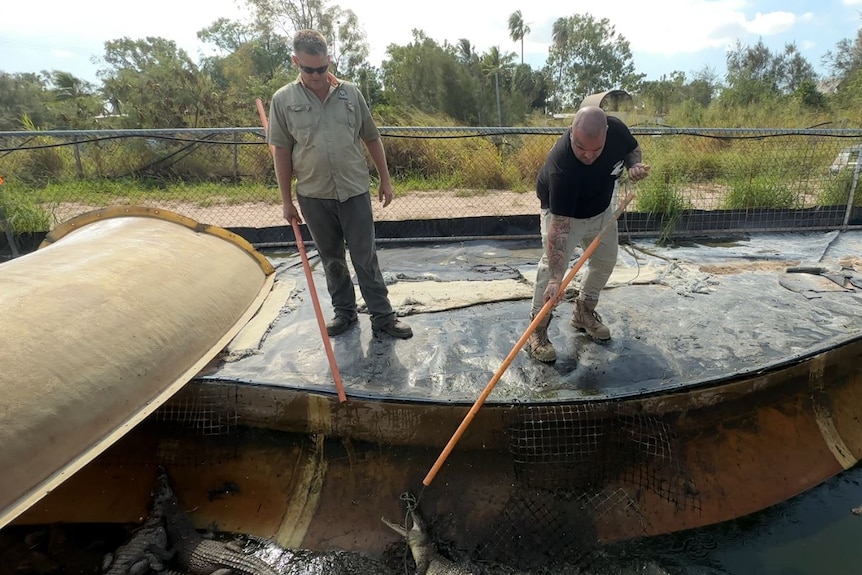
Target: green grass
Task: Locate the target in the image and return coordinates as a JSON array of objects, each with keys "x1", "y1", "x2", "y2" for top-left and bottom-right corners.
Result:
[
  {"x1": 0, "y1": 187, "x2": 52, "y2": 233},
  {"x1": 632, "y1": 166, "x2": 693, "y2": 244},
  {"x1": 817, "y1": 170, "x2": 862, "y2": 207},
  {"x1": 11, "y1": 179, "x2": 281, "y2": 207},
  {"x1": 723, "y1": 175, "x2": 798, "y2": 209}
]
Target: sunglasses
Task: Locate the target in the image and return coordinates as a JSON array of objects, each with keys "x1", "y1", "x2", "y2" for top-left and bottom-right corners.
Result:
[{"x1": 298, "y1": 63, "x2": 329, "y2": 75}]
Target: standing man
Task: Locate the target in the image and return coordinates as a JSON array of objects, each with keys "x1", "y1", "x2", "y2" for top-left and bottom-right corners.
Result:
[
  {"x1": 267, "y1": 29, "x2": 412, "y2": 339},
  {"x1": 526, "y1": 106, "x2": 649, "y2": 363}
]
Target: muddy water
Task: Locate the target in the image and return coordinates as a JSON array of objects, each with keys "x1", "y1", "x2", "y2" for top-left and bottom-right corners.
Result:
[
  {"x1": 614, "y1": 462, "x2": 862, "y2": 574},
  {"x1": 3, "y1": 464, "x2": 862, "y2": 575}
]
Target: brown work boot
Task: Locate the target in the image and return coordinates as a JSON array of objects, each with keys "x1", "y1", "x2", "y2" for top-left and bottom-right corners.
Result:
[
  {"x1": 571, "y1": 297, "x2": 611, "y2": 341},
  {"x1": 525, "y1": 313, "x2": 557, "y2": 363},
  {"x1": 326, "y1": 314, "x2": 358, "y2": 337},
  {"x1": 373, "y1": 318, "x2": 414, "y2": 339}
]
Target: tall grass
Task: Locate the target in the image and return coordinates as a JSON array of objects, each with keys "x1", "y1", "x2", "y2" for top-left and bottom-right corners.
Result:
[
  {"x1": 724, "y1": 175, "x2": 797, "y2": 209},
  {"x1": 0, "y1": 187, "x2": 52, "y2": 233},
  {"x1": 633, "y1": 165, "x2": 693, "y2": 244},
  {"x1": 818, "y1": 170, "x2": 862, "y2": 207}
]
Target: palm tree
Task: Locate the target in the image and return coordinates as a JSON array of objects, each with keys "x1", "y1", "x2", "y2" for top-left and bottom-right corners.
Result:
[
  {"x1": 482, "y1": 46, "x2": 517, "y2": 125},
  {"x1": 51, "y1": 72, "x2": 97, "y2": 125},
  {"x1": 457, "y1": 38, "x2": 475, "y2": 65},
  {"x1": 508, "y1": 10, "x2": 531, "y2": 65},
  {"x1": 551, "y1": 17, "x2": 571, "y2": 111}
]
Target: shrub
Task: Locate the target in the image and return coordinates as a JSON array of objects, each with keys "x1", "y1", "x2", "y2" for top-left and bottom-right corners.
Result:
[
  {"x1": 510, "y1": 135, "x2": 557, "y2": 189},
  {"x1": 384, "y1": 137, "x2": 448, "y2": 179},
  {"x1": 724, "y1": 175, "x2": 797, "y2": 209},
  {"x1": 456, "y1": 140, "x2": 508, "y2": 189},
  {"x1": 817, "y1": 170, "x2": 862, "y2": 207},
  {"x1": 0, "y1": 186, "x2": 52, "y2": 233},
  {"x1": 631, "y1": 165, "x2": 692, "y2": 244},
  {"x1": 16, "y1": 139, "x2": 67, "y2": 185}
]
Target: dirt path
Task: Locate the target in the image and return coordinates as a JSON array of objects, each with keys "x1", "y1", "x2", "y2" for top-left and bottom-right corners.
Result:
[{"x1": 51, "y1": 189, "x2": 538, "y2": 228}]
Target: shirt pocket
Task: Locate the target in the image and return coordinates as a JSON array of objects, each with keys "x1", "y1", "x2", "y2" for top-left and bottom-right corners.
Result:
[
  {"x1": 287, "y1": 104, "x2": 315, "y2": 134},
  {"x1": 344, "y1": 101, "x2": 356, "y2": 130}
]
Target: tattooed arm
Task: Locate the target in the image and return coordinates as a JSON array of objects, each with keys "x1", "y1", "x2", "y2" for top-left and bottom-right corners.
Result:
[
  {"x1": 543, "y1": 214, "x2": 573, "y2": 303},
  {"x1": 624, "y1": 146, "x2": 643, "y2": 168},
  {"x1": 625, "y1": 145, "x2": 650, "y2": 182}
]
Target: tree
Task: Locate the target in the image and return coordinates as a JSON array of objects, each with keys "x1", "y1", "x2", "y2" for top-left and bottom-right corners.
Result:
[
  {"x1": 197, "y1": 16, "x2": 294, "y2": 126},
  {"x1": 823, "y1": 18, "x2": 862, "y2": 81},
  {"x1": 546, "y1": 13, "x2": 643, "y2": 109},
  {"x1": 354, "y1": 63, "x2": 386, "y2": 106},
  {"x1": 823, "y1": 16, "x2": 862, "y2": 113},
  {"x1": 482, "y1": 46, "x2": 518, "y2": 125},
  {"x1": 721, "y1": 39, "x2": 816, "y2": 106},
  {"x1": 636, "y1": 67, "x2": 718, "y2": 117},
  {"x1": 549, "y1": 17, "x2": 570, "y2": 111},
  {"x1": 0, "y1": 72, "x2": 55, "y2": 130},
  {"x1": 97, "y1": 37, "x2": 222, "y2": 128},
  {"x1": 242, "y1": 0, "x2": 368, "y2": 79},
  {"x1": 508, "y1": 10, "x2": 531, "y2": 65},
  {"x1": 49, "y1": 72, "x2": 102, "y2": 128},
  {"x1": 511, "y1": 63, "x2": 550, "y2": 113},
  {"x1": 381, "y1": 30, "x2": 481, "y2": 124}
]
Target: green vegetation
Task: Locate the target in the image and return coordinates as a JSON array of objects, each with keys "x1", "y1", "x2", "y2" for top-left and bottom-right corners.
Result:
[
  {"x1": 724, "y1": 175, "x2": 797, "y2": 210},
  {"x1": 0, "y1": 186, "x2": 52, "y2": 233},
  {"x1": 818, "y1": 170, "x2": 862, "y2": 207},
  {"x1": 632, "y1": 165, "x2": 693, "y2": 244},
  {"x1": 1, "y1": 2, "x2": 861, "y2": 232}
]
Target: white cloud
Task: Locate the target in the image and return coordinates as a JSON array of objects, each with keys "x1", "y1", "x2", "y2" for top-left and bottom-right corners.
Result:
[{"x1": 744, "y1": 11, "x2": 796, "y2": 35}]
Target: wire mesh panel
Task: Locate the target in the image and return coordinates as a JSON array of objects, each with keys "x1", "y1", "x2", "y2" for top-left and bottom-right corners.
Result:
[
  {"x1": 471, "y1": 402, "x2": 700, "y2": 570},
  {"x1": 153, "y1": 381, "x2": 239, "y2": 437},
  {"x1": 0, "y1": 127, "x2": 860, "y2": 238},
  {"x1": 100, "y1": 382, "x2": 241, "y2": 467}
]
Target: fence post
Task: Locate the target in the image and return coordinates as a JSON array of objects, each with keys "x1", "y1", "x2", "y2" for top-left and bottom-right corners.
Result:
[
  {"x1": 73, "y1": 136, "x2": 84, "y2": 180},
  {"x1": 233, "y1": 135, "x2": 240, "y2": 184},
  {"x1": 843, "y1": 141, "x2": 862, "y2": 229},
  {"x1": 0, "y1": 207, "x2": 20, "y2": 258}
]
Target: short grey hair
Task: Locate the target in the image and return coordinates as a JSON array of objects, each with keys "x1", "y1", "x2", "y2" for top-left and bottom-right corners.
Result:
[{"x1": 293, "y1": 29, "x2": 328, "y2": 56}]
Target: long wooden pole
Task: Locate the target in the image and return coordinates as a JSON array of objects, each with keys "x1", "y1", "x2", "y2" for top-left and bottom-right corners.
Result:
[
  {"x1": 256, "y1": 98, "x2": 348, "y2": 403},
  {"x1": 423, "y1": 190, "x2": 636, "y2": 486}
]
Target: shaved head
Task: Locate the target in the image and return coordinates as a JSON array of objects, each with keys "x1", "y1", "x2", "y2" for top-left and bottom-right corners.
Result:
[
  {"x1": 572, "y1": 106, "x2": 608, "y2": 139},
  {"x1": 569, "y1": 106, "x2": 608, "y2": 165}
]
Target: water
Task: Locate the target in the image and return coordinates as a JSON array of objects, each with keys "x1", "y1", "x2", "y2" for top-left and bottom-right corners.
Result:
[{"x1": 616, "y1": 463, "x2": 862, "y2": 575}]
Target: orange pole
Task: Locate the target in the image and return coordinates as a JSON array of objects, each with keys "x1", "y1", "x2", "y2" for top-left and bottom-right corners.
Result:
[
  {"x1": 256, "y1": 98, "x2": 348, "y2": 403},
  {"x1": 423, "y1": 190, "x2": 636, "y2": 486}
]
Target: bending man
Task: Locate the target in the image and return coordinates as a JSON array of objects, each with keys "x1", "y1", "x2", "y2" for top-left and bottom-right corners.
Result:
[{"x1": 526, "y1": 106, "x2": 649, "y2": 363}]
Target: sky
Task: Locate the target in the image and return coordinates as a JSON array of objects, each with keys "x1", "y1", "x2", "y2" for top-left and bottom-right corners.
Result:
[{"x1": 2, "y1": 0, "x2": 862, "y2": 86}]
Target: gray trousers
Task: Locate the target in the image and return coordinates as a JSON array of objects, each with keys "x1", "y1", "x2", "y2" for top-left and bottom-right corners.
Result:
[
  {"x1": 530, "y1": 204, "x2": 619, "y2": 316},
  {"x1": 297, "y1": 193, "x2": 396, "y2": 328}
]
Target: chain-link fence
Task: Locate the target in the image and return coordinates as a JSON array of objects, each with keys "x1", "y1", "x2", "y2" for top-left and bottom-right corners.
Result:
[{"x1": 1, "y1": 127, "x2": 860, "y2": 244}]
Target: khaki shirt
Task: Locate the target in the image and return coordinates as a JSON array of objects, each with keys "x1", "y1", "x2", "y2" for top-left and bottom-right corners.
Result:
[{"x1": 267, "y1": 75, "x2": 380, "y2": 201}]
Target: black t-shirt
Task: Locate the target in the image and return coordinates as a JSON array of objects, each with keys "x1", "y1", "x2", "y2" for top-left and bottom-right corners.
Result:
[{"x1": 536, "y1": 116, "x2": 639, "y2": 218}]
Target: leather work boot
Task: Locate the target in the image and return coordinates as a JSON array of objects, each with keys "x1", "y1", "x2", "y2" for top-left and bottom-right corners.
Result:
[
  {"x1": 571, "y1": 297, "x2": 611, "y2": 341},
  {"x1": 525, "y1": 313, "x2": 557, "y2": 363},
  {"x1": 326, "y1": 314, "x2": 358, "y2": 337},
  {"x1": 373, "y1": 319, "x2": 414, "y2": 339}
]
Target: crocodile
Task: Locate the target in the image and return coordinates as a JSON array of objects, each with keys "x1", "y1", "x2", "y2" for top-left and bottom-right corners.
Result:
[
  {"x1": 102, "y1": 489, "x2": 174, "y2": 575},
  {"x1": 153, "y1": 468, "x2": 279, "y2": 575},
  {"x1": 382, "y1": 508, "x2": 473, "y2": 575},
  {"x1": 102, "y1": 500, "x2": 174, "y2": 575}
]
